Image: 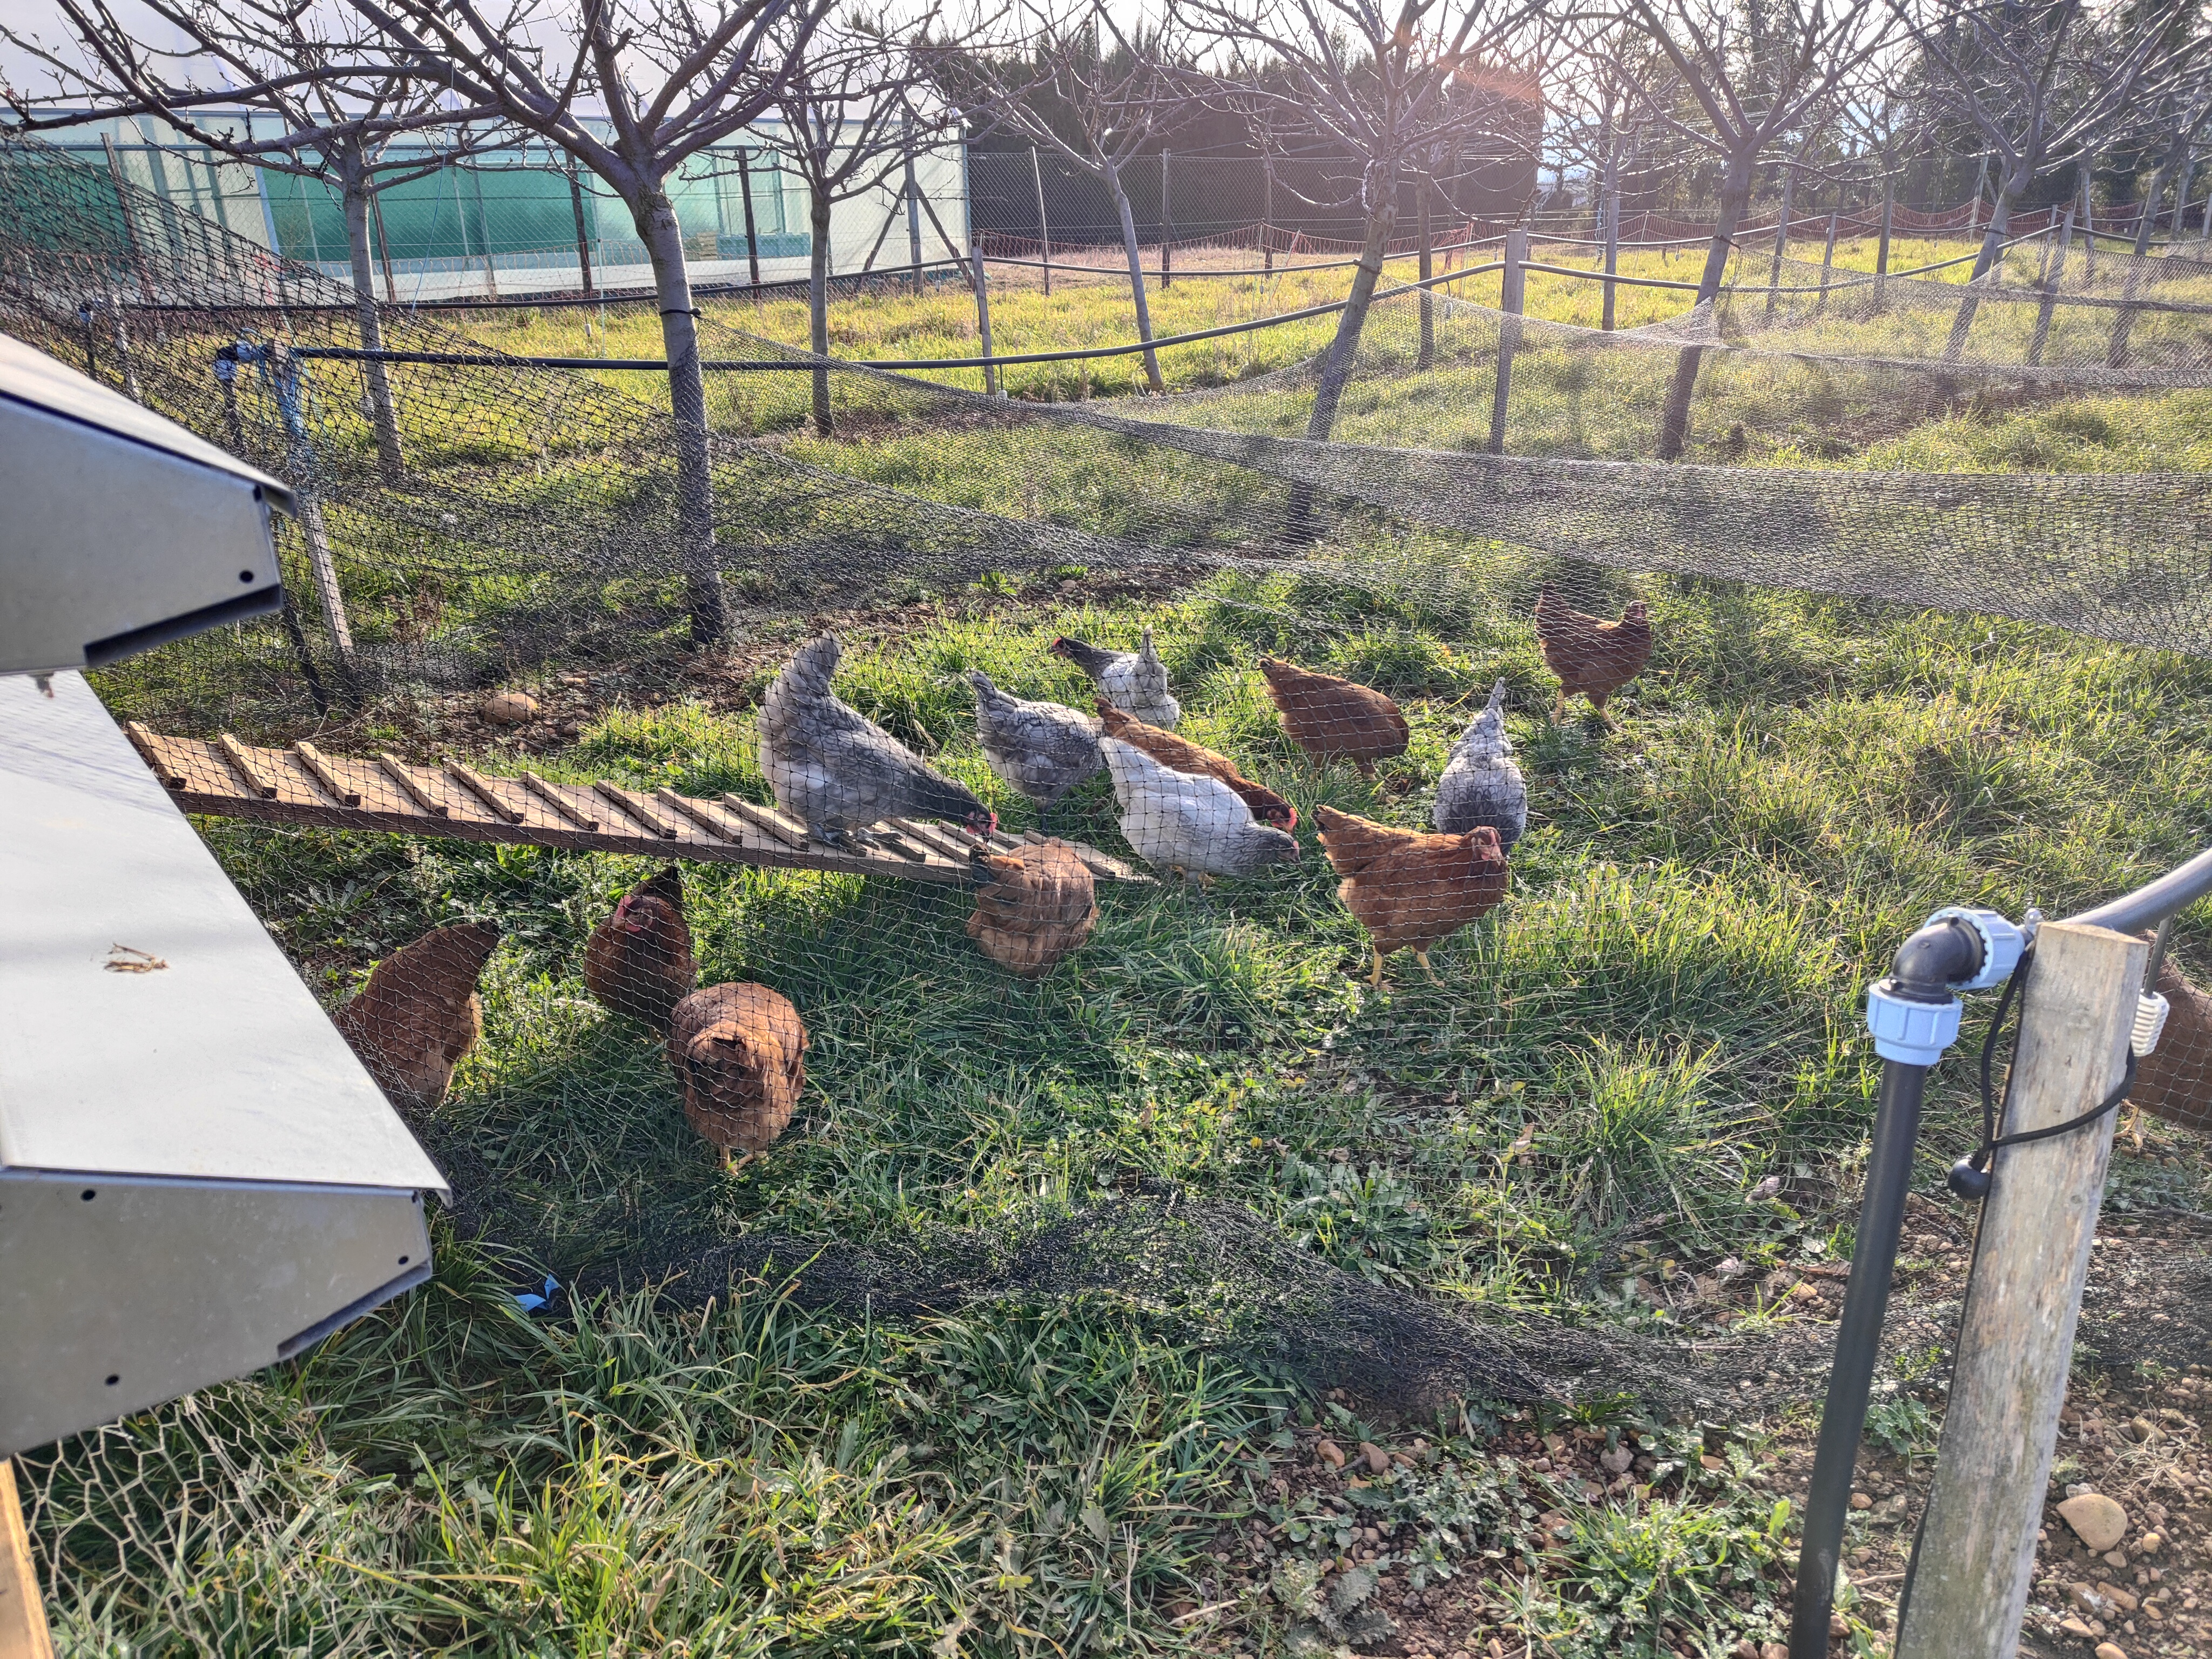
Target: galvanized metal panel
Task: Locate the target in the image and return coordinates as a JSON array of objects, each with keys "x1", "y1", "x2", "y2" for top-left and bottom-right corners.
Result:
[
  {"x1": 0, "y1": 671, "x2": 449, "y2": 1196},
  {"x1": 0, "y1": 1169, "x2": 431, "y2": 1456},
  {"x1": 0, "y1": 331, "x2": 294, "y2": 675}
]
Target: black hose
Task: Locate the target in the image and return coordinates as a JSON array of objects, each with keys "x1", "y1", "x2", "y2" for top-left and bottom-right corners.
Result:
[
  {"x1": 1789, "y1": 1055, "x2": 1932, "y2": 1657},
  {"x1": 1790, "y1": 916, "x2": 1982, "y2": 1658}
]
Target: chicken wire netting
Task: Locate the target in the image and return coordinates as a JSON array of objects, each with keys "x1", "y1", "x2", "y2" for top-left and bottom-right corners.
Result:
[{"x1": 6, "y1": 119, "x2": 2212, "y2": 1471}]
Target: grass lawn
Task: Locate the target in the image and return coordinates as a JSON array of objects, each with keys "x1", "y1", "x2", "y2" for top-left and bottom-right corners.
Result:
[{"x1": 25, "y1": 230, "x2": 2212, "y2": 1659}]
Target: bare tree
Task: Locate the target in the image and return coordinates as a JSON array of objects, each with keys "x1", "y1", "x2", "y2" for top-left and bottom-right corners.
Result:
[
  {"x1": 3, "y1": 1, "x2": 501, "y2": 479},
  {"x1": 1598, "y1": 0, "x2": 1894, "y2": 456},
  {"x1": 770, "y1": 9, "x2": 956, "y2": 434},
  {"x1": 934, "y1": 3, "x2": 1188, "y2": 393},
  {"x1": 1900, "y1": 0, "x2": 2201, "y2": 281},
  {"x1": 1179, "y1": 0, "x2": 1548, "y2": 443},
  {"x1": 342, "y1": 0, "x2": 834, "y2": 645}
]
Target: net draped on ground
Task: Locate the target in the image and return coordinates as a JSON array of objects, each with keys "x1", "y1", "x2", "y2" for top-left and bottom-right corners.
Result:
[{"x1": 3, "y1": 125, "x2": 2208, "y2": 1423}]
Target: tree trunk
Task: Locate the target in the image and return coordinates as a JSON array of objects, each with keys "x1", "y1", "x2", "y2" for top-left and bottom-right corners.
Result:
[
  {"x1": 1103, "y1": 157, "x2": 1163, "y2": 393},
  {"x1": 810, "y1": 184, "x2": 834, "y2": 436},
  {"x1": 1655, "y1": 154, "x2": 1751, "y2": 460},
  {"x1": 636, "y1": 187, "x2": 728, "y2": 648},
  {"x1": 1305, "y1": 191, "x2": 1399, "y2": 442},
  {"x1": 1285, "y1": 189, "x2": 1398, "y2": 544},
  {"x1": 340, "y1": 175, "x2": 404, "y2": 480},
  {"x1": 1943, "y1": 173, "x2": 2019, "y2": 363}
]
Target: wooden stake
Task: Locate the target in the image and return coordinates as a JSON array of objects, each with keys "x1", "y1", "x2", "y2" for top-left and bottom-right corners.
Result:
[
  {"x1": 0, "y1": 1459, "x2": 55, "y2": 1659},
  {"x1": 1894, "y1": 920, "x2": 2148, "y2": 1659}
]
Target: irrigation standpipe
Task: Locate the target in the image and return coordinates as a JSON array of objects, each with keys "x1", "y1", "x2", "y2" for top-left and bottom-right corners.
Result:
[{"x1": 1788, "y1": 906, "x2": 2027, "y2": 1659}]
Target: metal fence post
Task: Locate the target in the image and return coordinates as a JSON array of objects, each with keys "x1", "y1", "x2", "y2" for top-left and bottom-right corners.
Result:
[
  {"x1": 1486, "y1": 227, "x2": 1525, "y2": 455},
  {"x1": 1031, "y1": 145, "x2": 1053, "y2": 298},
  {"x1": 1160, "y1": 149, "x2": 1172, "y2": 291},
  {"x1": 1893, "y1": 921, "x2": 2148, "y2": 1659},
  {"x1": 971, "y1": 239, "x2": 1001, "y2": 399}
]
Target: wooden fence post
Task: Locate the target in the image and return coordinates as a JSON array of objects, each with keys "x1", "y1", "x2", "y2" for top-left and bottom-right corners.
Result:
[
  {"x1": 1893, "y1": 920, "x2": 2148, "y2": 1659},
  {"x1": 971, "y1": 240, "x2": 1001, "y2": 399},
  {"x1": 1815, "y1": 210, "x2": 1838, "y2": 315},
  {"x1": 903, "y1": 112, "x2": 926, "y2": 298},
  {"x1": 1, "y1": 1459, "x2": 55, "y2": 1659},
  {"x1": 1601, "y1": 185, "x2": 1620, "y2": 331},
  {"x1": 567, "y1": 163, "x2": 595, "y2": 297},
  {"x1": 1876, "y1": 181, "x2": 1894, "y2": 306},
  {"x1": 1765, "y1": 167, "x2": 1795, "y2": 321},
  {"x1": 1417, "y1": 183, "x2": 1435, "y2": 370},
  {"x1": 2028, "y1": 208, "x2": 2073, "y2": 366},
  {"x1": 1487, "y1": 226, "x2": 1526, "y2": 455},
  {"x1": 737, "y1": 149, "x2": 763, "y2": 294}
]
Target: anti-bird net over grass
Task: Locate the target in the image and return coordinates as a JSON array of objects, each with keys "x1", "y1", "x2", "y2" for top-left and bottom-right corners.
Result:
[{"x1": 6, "y1": 123, "x2": 2212, "y2": 1655}]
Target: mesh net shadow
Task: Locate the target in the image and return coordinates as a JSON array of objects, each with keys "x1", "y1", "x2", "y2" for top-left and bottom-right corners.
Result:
[{"x1": 6, "y1": 125, "x2": 2211, "y2": 1426}]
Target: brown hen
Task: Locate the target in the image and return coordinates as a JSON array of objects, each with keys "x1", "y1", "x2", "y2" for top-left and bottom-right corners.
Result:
[
  {"x1": 333, "y1": 921, "x2": 501, "y2": 1109},
  {"x1": 584, "y1": 866, "x2": 697, "y2": 1029},
  {"x1": 1258, "y1": 657, "x2": 1410, "y2": 779},
  {"x1": 2129, "y1": 955, "x2": 2212, "y2": 1135},
  {"x1": 1316, "y1": 807, "x2": 1508, "y2": 988},
  {"x1": 1533, "y1": 584, "x2": 1653, "y2": 720},
  {"x1": 967, "y1": 840, "x2": 1099, "y2": 976},
  {"x1": 667, "y1": 983, "x2": 809, "y2": 1165},
  {"x1": 1095, "y1": 703, "x2": 1296, "y2": 830}
]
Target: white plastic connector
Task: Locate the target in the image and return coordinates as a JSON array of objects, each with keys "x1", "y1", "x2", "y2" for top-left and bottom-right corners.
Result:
[
  {"x1": 1925, "y1": 906, "x2": 2029, "y2": 993},
  {"x1": 1866, "y1": 982, "x2": 1964, "y2": 1066},
  {"x1": 2132, "y1": 992, "x2": 2171, "y2": 1058}
]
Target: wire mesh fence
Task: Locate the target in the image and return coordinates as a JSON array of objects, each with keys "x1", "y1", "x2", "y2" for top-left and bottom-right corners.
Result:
[{"x1": 7, "y1": 118, "x2": 2212, "y2": 1651}]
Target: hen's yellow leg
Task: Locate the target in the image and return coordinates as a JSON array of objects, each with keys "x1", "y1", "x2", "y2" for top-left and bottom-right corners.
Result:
[
  {"x1": 1368, "y1": 946, "x2": 1386, "y2": 990},
  {"x1": 1415, "y1": 949, "x2": 1439, "y2": 981}
]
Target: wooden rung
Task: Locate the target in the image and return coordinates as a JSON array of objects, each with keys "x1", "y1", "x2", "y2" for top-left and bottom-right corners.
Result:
[
  {"x1": 124, "y1": 720, "x2": 183, "y2": 788},
  {"x1": 292, "y1": 741, "x2": 360, "y2": 806},
  {"x1": 890, "y1": 817, "x2": 978, "y2": 862},
  {"x1": 521, "y1": 770, "x2": 599, "y2": 830},
  {"x1": 870, "y1": 827, "x2": 930, "y2": 861},
  {"x1": 720, "y1": 794, "x2": 808, "y2": 848},
  {"x1": 443, "y1": 760, "x2": 523, "y2": 825},
  {"x1": 377, "y1": 753, "x2": 448, "y2": 817},
  {"x1": 656, "y1": 789, "x2": 745, "y2": 843},
  {"x1": 1020, "y1": 830, "x2": 1048, "y2": 845},
  {"x1": 216, "y1": 732, "x2": 277, "y2": 799},
  {"x1": 592, "y1": 781, "x2": 677, "y2": 839}
]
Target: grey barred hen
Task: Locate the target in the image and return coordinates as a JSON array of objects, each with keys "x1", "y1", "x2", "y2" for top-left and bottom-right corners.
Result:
[
  {"x1": 1432, "y1": 679, "x2": 1527, "y2": 851},
  {"x1": 1049, "y1": 626, "x2": 1180, "y2": 727},
  {"x1": 969, "y1": 670, "x2": 1101, "y2": 827},
  {"x1": 759, "y1": 635, "x2": 997, "y2": 844}
]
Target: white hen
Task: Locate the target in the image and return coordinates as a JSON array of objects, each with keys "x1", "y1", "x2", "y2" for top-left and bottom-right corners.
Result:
[
  {"x1": 1099, "y1": 737, "x2": 1299, "y2": 880},
  {"x1": 1049, "y1": 625, "x2": 1181, "y2": 727},
  {"x1": 1433, "y1": 678, "x2": 1527, "y2": 850}
]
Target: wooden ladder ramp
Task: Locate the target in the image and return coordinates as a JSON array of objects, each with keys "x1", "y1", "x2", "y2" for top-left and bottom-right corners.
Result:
[{"x1": 124, "y1": 725, "x2": 1147, "y2": 887}]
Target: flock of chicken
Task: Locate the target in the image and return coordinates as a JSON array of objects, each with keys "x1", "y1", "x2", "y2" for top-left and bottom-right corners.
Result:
[{"x1": 327, "y1": 584, "x2": 1655, "y2": 1164}]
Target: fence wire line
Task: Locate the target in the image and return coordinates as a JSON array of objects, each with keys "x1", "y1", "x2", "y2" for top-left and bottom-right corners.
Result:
[{"x1": 10, "y1": 134, "x2": 2212, "y2": 1626}]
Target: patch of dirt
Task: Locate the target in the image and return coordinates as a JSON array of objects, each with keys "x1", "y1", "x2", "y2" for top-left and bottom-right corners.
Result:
[{"x1": 1196, "y1": 1186, "x2": 2212, "y2": 1659}]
